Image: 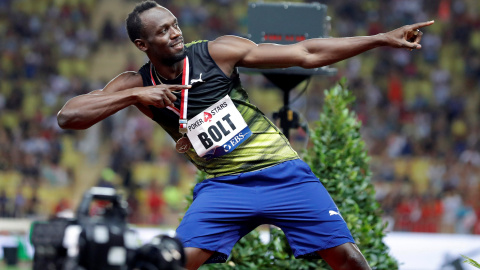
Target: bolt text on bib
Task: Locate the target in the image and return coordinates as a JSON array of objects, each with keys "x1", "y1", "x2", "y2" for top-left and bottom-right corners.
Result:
[{"x1": 198, "y1": 114, "x2": 236, "y2": 149}]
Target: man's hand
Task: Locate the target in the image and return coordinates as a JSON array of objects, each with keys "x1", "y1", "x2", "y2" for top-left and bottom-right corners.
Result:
[
  {"x1": 383, "y1": 20, "x2": 435, "y2": 50},
  {"x1": 135, "y1": 84, "x2": 191, "y2": 108}
]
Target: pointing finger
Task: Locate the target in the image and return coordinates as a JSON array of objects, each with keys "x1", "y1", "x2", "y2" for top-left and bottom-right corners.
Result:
[
  {"x1": 168, "y1": 85, "x2": 191, "y2": 94},
  {"x1": 169, "y1": 84, "x2": 192, "y2": 91},
  {"x1": 410, "y1": 20, "x2": 435, "y2": 30}
]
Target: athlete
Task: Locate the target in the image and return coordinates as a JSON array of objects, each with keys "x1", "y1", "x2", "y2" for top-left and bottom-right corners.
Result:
[{"x1": 57, "y1": 1, "x2": 433, "y2": 269}]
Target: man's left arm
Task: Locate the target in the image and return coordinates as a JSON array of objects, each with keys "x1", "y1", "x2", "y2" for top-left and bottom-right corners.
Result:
[{"x1": 209, "y1": 21, "x2": 434, "y2": 75}]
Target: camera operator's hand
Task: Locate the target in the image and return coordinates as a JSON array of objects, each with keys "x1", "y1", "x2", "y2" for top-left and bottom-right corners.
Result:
[{"x1": 382, "y1": 20, "x2": 434, "y2": 50}]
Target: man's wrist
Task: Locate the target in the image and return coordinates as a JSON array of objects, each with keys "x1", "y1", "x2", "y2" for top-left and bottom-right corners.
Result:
[
  {"x1": 128, "y1": 88, "x2": 141, "y2": 104},
  {"x1": 373, "y1": 33, "x2": 389, "y2": 47}
]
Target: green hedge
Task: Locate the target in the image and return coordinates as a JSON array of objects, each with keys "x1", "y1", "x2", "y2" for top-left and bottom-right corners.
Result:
[
  {"x1": 186, "y1": 79, "x2": 398, "y2": 269},
  {"x1": 302, "y1": 79, "x2": 398, "y2": 269}
]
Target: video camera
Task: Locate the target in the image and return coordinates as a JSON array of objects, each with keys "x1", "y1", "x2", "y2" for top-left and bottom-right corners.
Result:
[{"x1": 30, "y1": 187, "x2": 185, "y2": 270}]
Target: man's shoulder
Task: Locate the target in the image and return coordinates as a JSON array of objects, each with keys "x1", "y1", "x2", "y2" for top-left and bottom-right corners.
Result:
[
  {"x1": 185, "y1": 40, "x2": 209, "y2": 48},
  {"x1": 136, "y1": 61, "x2": 152, "y2": 82},
  {"x1": 132, "y1": 61, "x2": 150, "y2": 86},
  {"x1": 138, "y1": 61, "x2": 151, "y2": 72}
]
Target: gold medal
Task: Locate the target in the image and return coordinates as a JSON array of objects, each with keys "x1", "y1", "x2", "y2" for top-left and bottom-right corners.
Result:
[{"x1": 176, "y1": 137, "x2": 191, "y2": 153}]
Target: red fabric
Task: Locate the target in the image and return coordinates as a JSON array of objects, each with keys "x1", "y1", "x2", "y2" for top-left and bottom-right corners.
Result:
[
  {"x1": 388, "y1": 73, "x2": 403, "y2": 106},
  {"x1": 148, "y1": 191, "x2": 165, "y2": 224},
  {"x1": 438, "y1": 0, "x2": 451, "y2": 22}
]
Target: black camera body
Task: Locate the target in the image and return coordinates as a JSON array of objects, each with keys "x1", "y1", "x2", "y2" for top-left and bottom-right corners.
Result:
[{"x1": 30, "y1": 187, "x2": 185, "y2": 270}]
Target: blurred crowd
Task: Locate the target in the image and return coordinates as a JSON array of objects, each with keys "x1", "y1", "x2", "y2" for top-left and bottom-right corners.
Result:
[
  {"x1": 0, "y1": 0, "x2": 98, "y2": 219},
  {"x1": 0, "y1": 0, "x2": 479, "y2": 234}
]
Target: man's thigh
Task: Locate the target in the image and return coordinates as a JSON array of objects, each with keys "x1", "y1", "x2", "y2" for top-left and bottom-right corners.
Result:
[
  {"x1": 260, "y1": 179, "x2": 355, "y2": 258},
  {"x1": 176, "y1": 178, "x2": 260, "y2": 263}
]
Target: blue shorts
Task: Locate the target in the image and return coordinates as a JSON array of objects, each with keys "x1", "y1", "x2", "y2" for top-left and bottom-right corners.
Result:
[{"x1": 175, "y1": 159, "x2": 354, "y2": 263}]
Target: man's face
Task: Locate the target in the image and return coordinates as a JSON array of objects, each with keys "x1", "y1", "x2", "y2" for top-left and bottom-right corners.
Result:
[{"x1": 139, "y1": 7, "x2": 186, "y2": 65}]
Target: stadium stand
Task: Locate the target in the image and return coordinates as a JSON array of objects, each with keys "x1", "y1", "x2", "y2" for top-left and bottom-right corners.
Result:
[{"x1": 0, "y1": 0, "x2": 479, "y2": 236}]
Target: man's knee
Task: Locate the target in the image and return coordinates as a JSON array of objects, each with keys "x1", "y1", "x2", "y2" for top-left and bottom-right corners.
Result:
[
  {"x1": 316, "y1": 242, "x2": 371, "y2": 270},
  {"x1": 184, "y1": 247, "x2": 214, "y2": 270},
  {"x1": 341, "y1": 251, "x2": 371, "y2": 270}
]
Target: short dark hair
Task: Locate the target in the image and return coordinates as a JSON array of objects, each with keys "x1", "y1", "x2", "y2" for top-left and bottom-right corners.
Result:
[{"x1": 126, "y1": 1, "x2": 159, "y2": 42}]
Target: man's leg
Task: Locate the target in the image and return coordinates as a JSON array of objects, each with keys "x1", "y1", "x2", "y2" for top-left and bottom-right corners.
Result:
[
  {"x1": 316, "y1": 242, "x2": 371, "y2": 270},
  {"x1": 177, "y1": 176, "x2": 262, "y2": 270},
  {"x1": 184, "y1": 247, "x2": 215, "y2": 270}
]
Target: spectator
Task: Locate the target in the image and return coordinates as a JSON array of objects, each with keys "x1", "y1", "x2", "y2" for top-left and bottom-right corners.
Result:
[
  {"x1": 53, "y1": 197, "x2": 71, "y2": 216},
  {"x1": 25, "y1": 189, "x2": 40, "y2": 217},
  {"x1": 147, "y1": 179, "x2": 166, "y2": 225},
  {"x1": 13, "y1": 187, "x2": 25, "y2": 218},
  {"x1": 0, "y1": 189, "x2": 9, "y2": 217}
]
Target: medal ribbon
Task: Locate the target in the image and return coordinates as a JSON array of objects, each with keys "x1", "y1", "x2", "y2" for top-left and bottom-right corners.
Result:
[
  {"x1": 179, "y1": 57, "x2": 189, "y2": 134},
  {"x1": 149, "y1": 57, "x2": 190, "y2": 135}
]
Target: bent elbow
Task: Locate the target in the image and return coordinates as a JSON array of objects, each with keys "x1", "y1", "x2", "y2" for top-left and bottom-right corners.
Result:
[
  {"x1": 56, "y1": 110, "x2": 70, "y2": 129},
  {"x1": 56, "y1": 109, "x2": 88, "y2": 130}
]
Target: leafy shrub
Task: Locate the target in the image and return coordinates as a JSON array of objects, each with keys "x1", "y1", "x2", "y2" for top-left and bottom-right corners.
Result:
[{"x1": 302, "y1": 79, "x2": 398, "y2": 269}]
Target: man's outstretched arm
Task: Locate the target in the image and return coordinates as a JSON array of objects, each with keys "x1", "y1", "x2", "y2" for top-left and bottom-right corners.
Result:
[{"x1": 210, "y1": 21, "x2": 434, "y2": 75}]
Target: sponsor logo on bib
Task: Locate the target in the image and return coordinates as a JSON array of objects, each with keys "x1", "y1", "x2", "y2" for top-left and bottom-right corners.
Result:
[{"x1": 204, "y1": 112, "x2": 212, "y2": 123}]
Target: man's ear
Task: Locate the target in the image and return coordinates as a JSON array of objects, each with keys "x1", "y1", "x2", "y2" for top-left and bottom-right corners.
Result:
[{"x1": 134, "y1": 39, "x2": 148, "y2": 52}]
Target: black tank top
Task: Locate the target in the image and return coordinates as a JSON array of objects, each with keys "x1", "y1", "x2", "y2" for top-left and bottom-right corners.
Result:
[{"x1": 138, "y1": 41, "x2": 299, "y2": 178}]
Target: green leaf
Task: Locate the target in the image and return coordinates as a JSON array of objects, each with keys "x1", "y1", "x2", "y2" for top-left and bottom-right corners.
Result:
[{"x1": 462, "y1": 255, "x2": 480, "y2": 268}]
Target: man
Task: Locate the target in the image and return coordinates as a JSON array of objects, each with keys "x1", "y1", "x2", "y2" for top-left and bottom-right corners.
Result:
[{"x1": 57, "y1": 1, "x2": 433, "y2": 269}]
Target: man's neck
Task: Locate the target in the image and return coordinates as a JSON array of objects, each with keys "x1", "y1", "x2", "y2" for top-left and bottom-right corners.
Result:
[{"x1": 150, "y1": 58, "x2": 184, "y2": 81}]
